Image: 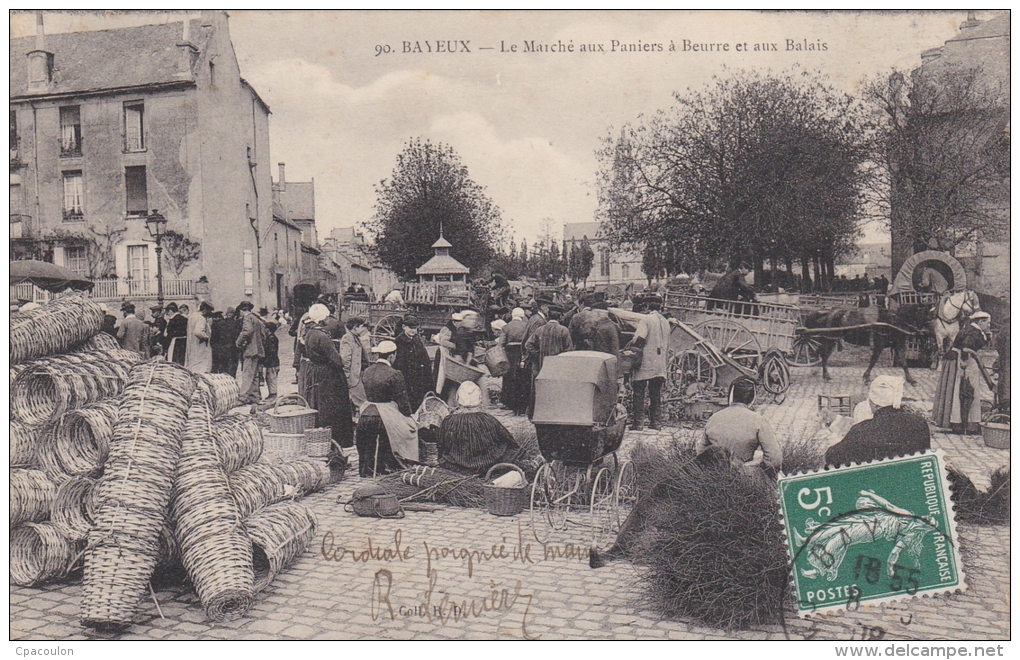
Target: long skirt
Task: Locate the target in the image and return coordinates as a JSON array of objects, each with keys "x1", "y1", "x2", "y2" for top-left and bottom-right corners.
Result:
[
  {"x1": 300, "y1": 361, "x2": 355, "y2": 448},
  {"x1": 502, "y1": 344, "x2": 527, "y2": 414},
  {"x1": 932, "y1": 350, "x2": 984, "y2": 428},
  {"x1": 356, "y1": 411, "x2": 404, "y2": 478}
]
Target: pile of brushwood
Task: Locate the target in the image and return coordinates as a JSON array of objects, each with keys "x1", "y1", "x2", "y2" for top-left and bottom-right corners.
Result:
[{"x1": 948, "y1": 466, "x2": 1010, "y2": 525}]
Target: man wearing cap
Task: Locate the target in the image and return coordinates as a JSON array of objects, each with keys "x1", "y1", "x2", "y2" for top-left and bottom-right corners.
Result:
[
  {"x1": 300, "y1": 304, "x2": 355, "y2": 449},
  {"x1": 524, "y1": 307, "x2": 573, "y2": 419},
  {"x1": 235, "y1": 301, "x2": 266, "y2": 405},
  {"x1": 357, "y1": 340, "x2": 418, "y2": 477},
  {"x1": 629, "y1": 296, "x2": 671, "y2": 430},
  {"x1": 933, "y1": 311, "x2": 992, "y2": 434},
  {"x1": 826, "y1": 375, "x2": 931, "y2": 467},
  {"x1": 99, "y1": 304, "x2": 118, "y2": 337},
  {"x1": 340, "y1": 316, "x2": 371, "y2": 409},
  {"x1": 116, "y1": 302, "x2": 149, "y2": 359},
  {"x1": 394, "y1": 314, "x2": 434, "y2": 411}
]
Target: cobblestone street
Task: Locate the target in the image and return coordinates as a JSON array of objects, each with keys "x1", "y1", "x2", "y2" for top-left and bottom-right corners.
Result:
[{"x1": 10, "y1": 354, "x2": 1010, "y2": 641}]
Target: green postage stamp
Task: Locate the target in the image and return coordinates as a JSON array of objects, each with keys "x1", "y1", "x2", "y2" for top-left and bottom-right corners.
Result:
[{"x1": 779, "y1": 451, "x2": 965, "y2": 616}]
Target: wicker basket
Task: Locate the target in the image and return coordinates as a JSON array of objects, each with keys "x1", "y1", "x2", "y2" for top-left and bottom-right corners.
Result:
[
  {"x1": 10, "y1": 294, "x2": 105, "y2": 365},
  {"x1": 246, "y1": 501, "x2": 318, "y2": 594},
  {"x1": 11, "y1": 468, "x2": 57, "y2": 526},
  {"x1": 483, "y1": 463, "x2": 528, "y2": 516},
  {"x1": 196, "y1": 373, "x2": 241, "y2": 419},
  {"x1": 266, "y1": 394, "x2": 318, "y2": 434},
  {"x1": 10, "y1": 522, "x2": 79, "y2": 586},
  {"x1": 10, "y1": 421, "x2": 39, "y2": 468},
  {"x1": 303, "y1": 427, "x2": 332, "y2": 458},
  {"x1": 211, "y1": 414, "x2": 264, "y2": 474},
  {"x1": 263, "y1": 432, "x2": 307, "y2": 462},
  {"x1": 981, "y1": 414, "x2": 1010, "y2": 450},
  {"x1": 50, "y1": 476, "x2": 96, "y2": 542},
  {"x1": 484, "y1": 344, "x2": 510, "y2": 377},
  {"x1": 444, "y1": 357, "x2": 486, "y2": 384},
  {"x1": 420, "y1": 442, "x2": 440, "y2": 467}
]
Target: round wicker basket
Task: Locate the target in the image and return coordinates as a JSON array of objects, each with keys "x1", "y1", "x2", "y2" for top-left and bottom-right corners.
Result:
[
  {"x1": 50, "y1": 476, "x2": 97, "y2": 542},
  {"x1": 246, "y1": 501, "x2": 317, "y2": 593},
  {"x1": 52, "y1": 400, "x2": 118, "y2": 477},
  {"x1": 228, "y1": 463, "x2": 287, "y2": 521},
  {"x1": 171, "y1": 391, "x2": 254, "y2": 622},
  {"x1": 10, "y1": 522, "x2": 79, "y2": 587},
  {"x1": 81, "y1": 360, "x2": 196, "y2": 629},
  {"x1": 10, "y1": 468, "x2": 56, "y2": 527},
  {"x1": 10, "y1": 294, "x2": 105, "y2": 365},
  {"x1": 10, "y1": 420, "x2": 39, "y2": 468},
  {"x1": 196, "y1": 373, "x2": 241, "y2": 419},
  {"x1": 211, "y1": 414, "x2": 263, "y2": 474}
]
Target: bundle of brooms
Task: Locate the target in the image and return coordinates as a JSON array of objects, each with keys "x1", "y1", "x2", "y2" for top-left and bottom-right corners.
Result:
[
  {"x1": 600, "y1": 435, "x2": 827, "y2": 630},
  {"x1": 948, "y1": 465, "x2": 1010, "y2": 525}
]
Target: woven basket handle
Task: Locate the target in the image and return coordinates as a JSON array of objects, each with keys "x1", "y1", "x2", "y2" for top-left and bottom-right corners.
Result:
[
  {"x1": 274, "y1": 393, "x2": 310, "y2": 415},
  {"x1": 485, "y1": 462, "x2": 525, "y2": 484},
  {"x1": 985, "y1": 413, "x2": 1010, "y2": 426}
]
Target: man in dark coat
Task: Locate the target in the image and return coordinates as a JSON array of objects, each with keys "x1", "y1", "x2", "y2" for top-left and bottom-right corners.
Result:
[
  {"x1": 99, "y1": 304, "x2": 118, "y2": 336},
  {"x1": 210, "y1": 308, "x2": 239, "y2": 376},
  {"x1": 165, "y1": 303, "x2": 190, "y2": 365},
  {"x1": 357, "y1": 340, "x2": 415, "y2": 477},
  {"x1": 524, "y1": 308, "x2": 573, "y2": 419},
  {"x1": 710, "y1": 263, "x2": 757, "y2": 315},
  {"x1": 591, "y1": 312, "x2": 621, "y2": 357},
  {"x1": 499, "y1": 308, "x2": 529, "y2": 414},
  {"x1": 299, "y1": 304, "x2": 355, "y2": 447},
  {"x1": 235, "y1": 301, "x2": 266, "y2": 405},
  {"x1": 826, "y1": 376, "x2": 930, "y2": 468},
  {"x1": 393, "y1": 314, "x2": 434, "y2": 412}
]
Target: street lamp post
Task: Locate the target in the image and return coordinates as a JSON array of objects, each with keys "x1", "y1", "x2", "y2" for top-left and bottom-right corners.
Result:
[{"x1": 146, "y1": 210, "x2": 168, "y2": 310}]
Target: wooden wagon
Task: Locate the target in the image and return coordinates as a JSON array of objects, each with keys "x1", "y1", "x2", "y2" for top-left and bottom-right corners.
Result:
[{"x1": 346, "y1": 282, "x2": 472, "y2": 344}]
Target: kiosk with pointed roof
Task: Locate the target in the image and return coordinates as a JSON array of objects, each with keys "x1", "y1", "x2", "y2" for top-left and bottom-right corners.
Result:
[{"x1": 416, "y1": 227, "x2": 470, "y2": 284}]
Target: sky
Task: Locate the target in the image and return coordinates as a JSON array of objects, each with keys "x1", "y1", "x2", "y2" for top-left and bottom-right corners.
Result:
[{"x1": 11, "y1": 10, "x2": 994, "y2": 246}]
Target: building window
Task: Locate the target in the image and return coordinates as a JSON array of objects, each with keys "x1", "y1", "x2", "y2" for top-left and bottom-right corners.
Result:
[
  {"x1": 10, "y1": 111, "x2": 18, "y2": 165},
  {"x1": 64, "y1": 246, "x2": 88, "y2": 276},
  {"x1": 124, "y1": 102, "x2": 144, "y2": 151},
  {"x1": 621, "y1": 263, "x2": 630, "y2": 279},
  {"x1": 62, "y1": 171, "x2": 84, "y2": 221},
  {"x1": 600, "y1": 249, "x2": 610, "y2": 277},
  {"x1": 59, "y1": 106, "x2": 82, "y2": 157},
  {"x1": 128, "y1": 244, "x2": 150, "y2": 283},
  {"x1": 125, "y1": 166, "x2": 148, "y2": 217}
]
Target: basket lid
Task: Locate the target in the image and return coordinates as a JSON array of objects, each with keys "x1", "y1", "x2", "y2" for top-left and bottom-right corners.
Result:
[{"x1": 268, "y1": 405, "x2": 318, "y2": 418}]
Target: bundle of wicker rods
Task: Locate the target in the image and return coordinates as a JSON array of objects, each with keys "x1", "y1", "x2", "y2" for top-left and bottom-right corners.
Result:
[
  {"x1": 12, "y1": 349, "x2": 141, "y2": 427},
  {"x1": 245, "y1": 501, "x2": 317, "y2": 593},
  {"x1": 52, "y1": 400, "x2": 119, "y2": 477},
  {"x1": 211, "y1": 414, "x2": 263, "y2": 474},
  {"x1": 10, "y1": 420, "x2": 39, "y2": 468},
  {"x1": 36, "y1": 433, "x2": 72, "y2": 487},
  {"x1": 11, "y1": 468, "x2": 57, "y2": 526},
  {"x1": 171, "y1": 391, "x2": 254, "y2": 622},
  {"x1": 51, "y1": 476, "x2": 96, "y2": 542},
  {"x1": 10, "y1": 294, "x2": 104, "y2": 365},
  {"x1": 620, "y1": 438, "x2": 789, "y2": 630},
  {"x1": 10, "y1": 522, "x2": 81, "y2": 587},
  {"x1": 80, "y1": 360, "x2": 196, "y2": 630},
  {"x1": 196, "y1": 373, "x2": 241, "y2": 419},
  {"x1": 75, "y1": 332, "x2": 120, "y2": 353},
  {"x1": 378, "y1": 465, "x2": 487, "y2": 508},
  {"x1": 270, "y1": 460, "x2": 331, "y2": 497},
  {"x1": 11, "y1": 363, "x2": 27, "y2": 387},
  {"x1": 228, "y1": 463, "x2": 287, "y2": 521}
]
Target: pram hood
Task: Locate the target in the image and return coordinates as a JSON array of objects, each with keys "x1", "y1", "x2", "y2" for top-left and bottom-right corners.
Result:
[{"x1": 533, "y1": 351, "x2": 618, "y2": 426}]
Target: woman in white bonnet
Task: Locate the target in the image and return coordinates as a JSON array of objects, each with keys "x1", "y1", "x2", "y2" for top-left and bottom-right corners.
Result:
[{"x1": 437, "y1": 381, "x2": 521, "y2": 476}]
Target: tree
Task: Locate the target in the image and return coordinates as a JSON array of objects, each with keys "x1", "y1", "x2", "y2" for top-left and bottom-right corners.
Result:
[
  {"x1": 519, "y1": 238, "x2": 529, "y2": 277},
  {"x1": 161, "y1": 230, "x2": 202, "y2": 279},
  {"x1": 368, "y1": 138, "x2": 506, "y2": 279},
  {"x1": 866, "y1": 65, "x2": 1009, "y2": 262},
  {"x1": 596, "y1": 69, "x2": 872, "y2": 291},
  {"x1": 577, "y1": 236, "x2": 595, "y2": 287},
  {"x1": 642, "y1": 245, "x2": 665, "y2": 286}
]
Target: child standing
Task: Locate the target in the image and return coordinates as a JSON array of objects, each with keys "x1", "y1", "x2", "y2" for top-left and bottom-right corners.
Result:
[{"x1": 263, "y1": 321, "x2": 280, "y2": 401}]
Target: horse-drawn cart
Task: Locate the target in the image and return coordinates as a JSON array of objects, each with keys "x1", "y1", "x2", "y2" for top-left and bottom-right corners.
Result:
[{"x1": 346, "y1": 282, "x2": 472, "y2": 345}]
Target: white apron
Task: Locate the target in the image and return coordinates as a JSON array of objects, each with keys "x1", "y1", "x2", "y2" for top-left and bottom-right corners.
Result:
[{"x1": 359, "y1": 400, "x2": 419, "y2": 463}]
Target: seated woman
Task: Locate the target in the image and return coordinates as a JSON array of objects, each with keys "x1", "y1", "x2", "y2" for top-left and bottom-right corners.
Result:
[
  {"x1": 356, "y1": 340, "x2": 418, "y2": 478},
  {"x1": 438, "y1": 382, "x2": 521, "y2": 476}
]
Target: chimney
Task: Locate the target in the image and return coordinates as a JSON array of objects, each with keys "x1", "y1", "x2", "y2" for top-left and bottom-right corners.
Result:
[
  {"x1": 278, "y1": 163, "x2": 286, "y2": 191},
  {"x1": 27, "y1": 11, "x2": 54, "y2": 92},
  {"x1": 960, "y1": 11, "x2": 980, "y2": 30},
  {"x1": 177, "y1": 15, "x2": 198, "y2": 78}
]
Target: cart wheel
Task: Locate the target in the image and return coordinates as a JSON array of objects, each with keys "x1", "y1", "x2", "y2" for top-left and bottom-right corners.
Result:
[
  {"x1": 613, "y1": 460, "x2": 637, "y2": 533},
  {"x1": 694, "y1": 319, "x2": 762, "y2": 371},
  {"x1": 790, "y1": 334, "x2": 823, "y2": 367},
  {"x1": 668, "y1": 349, "x2": 716, "y2": 396},
  {"x1": 590, "y1": 467, "x2": 615, "y2": 552},
  {"x1": 530, "y1": 463, "x2": 556, "y2": 544},
  {"x1": 372, "y1": 314, "x2": 402, "y2": 344},
  {"x1": 760, "y1": 353, "x2": 791, "y2": 395}
]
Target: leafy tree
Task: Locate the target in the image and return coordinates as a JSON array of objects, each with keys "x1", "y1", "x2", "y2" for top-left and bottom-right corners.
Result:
[
  {"x1": 866, "y1": 64, "x2": 1008, "y2": 266},
  {"x1": 368, "y1": 138, "x2": 506, "y2": 279},
  {"x1": 577, "y1": 235, "x2": 595, "y2": 287},
  {"x1": 596, "y1": 69, "x2": 872, "y2": 291},
  {"x1": 519, "y1": 238, "x2": 529, "y2": 277},
  {"x1": 161, "y1": 230, "x2": 202, "y2": 279},
  {"x1": 642, "y1": 245, "x2": 665, "y2": 286}
]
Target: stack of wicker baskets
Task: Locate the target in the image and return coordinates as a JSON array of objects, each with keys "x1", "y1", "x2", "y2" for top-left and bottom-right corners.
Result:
[{"x1": 9, "y1": 295, "x2": 330, "y2": 633}]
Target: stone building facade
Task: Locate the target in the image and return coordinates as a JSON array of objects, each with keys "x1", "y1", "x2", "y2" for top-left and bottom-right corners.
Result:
[{"x1": 10, "y1": 11, "x2": 279, "y2": 312}]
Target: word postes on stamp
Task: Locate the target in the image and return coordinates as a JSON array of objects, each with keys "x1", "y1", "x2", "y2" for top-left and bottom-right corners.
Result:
[{"x1": 778, "y1": 450, "x2": 964, "y2": 616}]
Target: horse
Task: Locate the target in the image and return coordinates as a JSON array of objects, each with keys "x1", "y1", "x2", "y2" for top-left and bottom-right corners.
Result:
[
  {"x1": 931, "y1": 289, "x2": 980, "y2": 360},
  {"x1": 801, "y1": 303, "x2": 931, "y2": 385}
]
